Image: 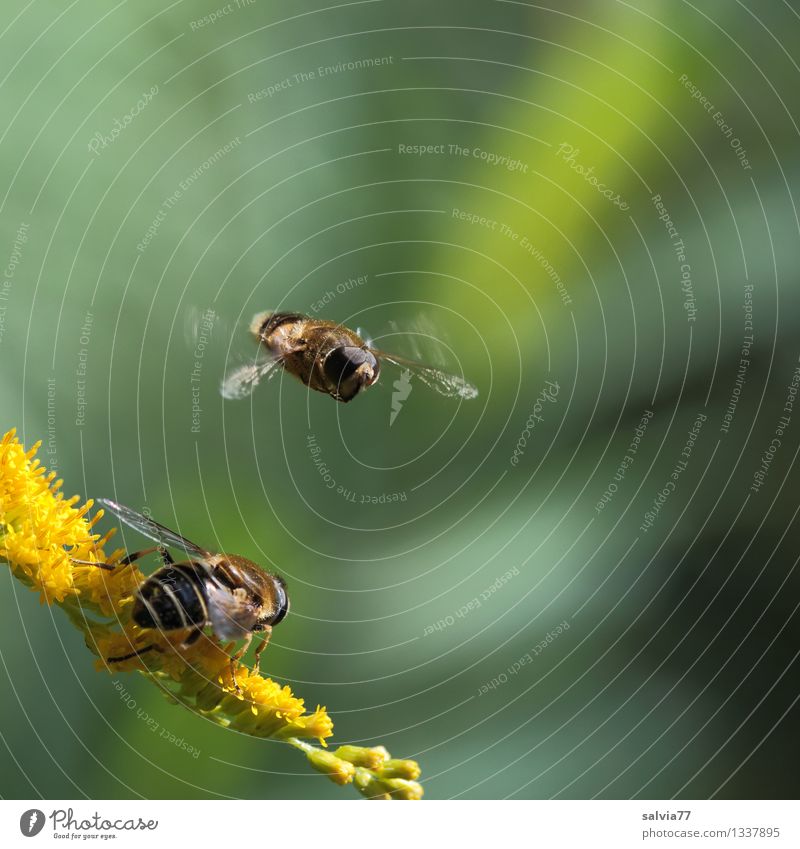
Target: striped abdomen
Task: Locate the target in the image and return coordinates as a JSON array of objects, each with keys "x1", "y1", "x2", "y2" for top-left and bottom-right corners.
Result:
[{"x1": 132, "y1": 563, "x2": 208, "y2": 631}]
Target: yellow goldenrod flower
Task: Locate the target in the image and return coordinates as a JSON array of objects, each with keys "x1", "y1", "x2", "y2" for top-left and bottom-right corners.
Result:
[{"x1": 0, "y1": 429, "x2": 422, "y2": 798}]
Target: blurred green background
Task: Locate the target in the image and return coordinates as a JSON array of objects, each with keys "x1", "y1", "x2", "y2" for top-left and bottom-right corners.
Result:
[{"x1": 1, "y1": 0, "x2": 799, "y2": 799}]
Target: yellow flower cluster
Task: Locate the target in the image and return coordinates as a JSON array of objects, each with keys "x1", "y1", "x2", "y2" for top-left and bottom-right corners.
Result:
[
  {"x1": 89, "y1": 623, "x2": 334, "y2": 745},
  {"x1": 0, "y1": 429, "x2": 422, "y2": 798},
  {"x1": 296, "y1": 741, "x2": 424, "y2": 800},
  {"x1": 0, "y1": 429, "x2": 124, "y2": 606}
]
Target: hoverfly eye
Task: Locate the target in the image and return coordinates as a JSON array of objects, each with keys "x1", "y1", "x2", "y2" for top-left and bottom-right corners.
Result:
[
  {"x1": 323, "y1": 346, "x2": 379, "y2": 401},
  {"x1": 269, "y1": 578, "x2": 290, "y2": 627},
  {"x1": 323, "y1": 346, "x2": 362, "y2": 382}
]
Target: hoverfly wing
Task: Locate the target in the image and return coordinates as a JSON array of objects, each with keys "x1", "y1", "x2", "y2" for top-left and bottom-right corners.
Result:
[
  {"x1": 96, "y1": 499, "x2": 208, "y2": 557},
  {"x1": 220, "y1": 356, "x2": 283, "y2": 400},
  {"x1": 203, "y1": 580, "x2": 259, "y2": 640},
  {"x1": 369, "y1": 349, "x2": 479, "y2": 400}
]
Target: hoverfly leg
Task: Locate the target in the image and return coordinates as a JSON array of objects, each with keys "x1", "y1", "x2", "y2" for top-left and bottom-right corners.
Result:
[
  {"x1": 252, "y1": 626, "x2": 272, "y2": 677},
  {"x1": 180, "y1": 627, "x2": 203, "y2": 649},
  {"x1": 157, "y1": 545, "x2": 174, "y2": 566},
  {"x1": 73, "y1": 545, "x2": 167, "y2": 571},
  {"x1": 70, "y1": 557, "x2": 116, "y2": 571},
  {"x1": 118, "y1": 546, "x2": 169, "y2": 567},
  {"x1": 229, "y1": 632, "x2": 253, "y2": 695},
  {"x1": 106, "y1": 644, "x2": 156, "y2": 664}
]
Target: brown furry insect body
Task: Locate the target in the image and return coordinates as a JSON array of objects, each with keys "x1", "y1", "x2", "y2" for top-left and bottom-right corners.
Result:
[
  {"x1": 253, "y1": 311, "x2": 380, "y2": 402},
  {"x1": 91, "y1": 500, "x2": 289, "y2": 692},
  {"x1": 221, "y1": 310, "x2": 478, "y2": 404}
]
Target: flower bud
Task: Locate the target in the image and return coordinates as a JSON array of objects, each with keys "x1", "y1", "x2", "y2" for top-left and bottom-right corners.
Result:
[
  {"x1": 334, "y1": 745, "x2": 388, "y2": 770},
  {"x1": 384, "y1": 778, "x2": 424, "y2": 800},
  {"x1": 306, "y1": 748, "x2": 356, "y2": 785},
  {"x1": 379, "y1": 759, "x2": 421, "y2": 781}
]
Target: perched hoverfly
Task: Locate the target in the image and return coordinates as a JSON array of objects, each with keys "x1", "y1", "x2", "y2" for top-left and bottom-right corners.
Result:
[
  {"x1": 87, "y1": 499, "x2": 288, "y2": 692},
  {"x1": 220, "y1": 311, "x2": 479, "y2": 404}
]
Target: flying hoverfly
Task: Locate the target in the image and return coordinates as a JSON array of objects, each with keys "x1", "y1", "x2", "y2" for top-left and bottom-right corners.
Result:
[
  {"x1": 86, "y1": 499, "x2": 288, "y2": 692},
  {"x1": 220, "y1": 311, "x2": 479, "y2": 404}
]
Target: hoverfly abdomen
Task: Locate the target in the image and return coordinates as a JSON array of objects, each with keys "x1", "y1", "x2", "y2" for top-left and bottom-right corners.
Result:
[
  {"x1": 249, "y1": 310, "x2": 307, "y2": 342},
  {"x1": 133, "y1": 563, "x2": 208, "y2": 631}
]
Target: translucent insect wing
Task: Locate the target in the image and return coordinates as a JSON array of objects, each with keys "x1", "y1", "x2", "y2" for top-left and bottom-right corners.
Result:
[{"x1": 96, "y1": 499, "x2": 208, "y2": 556}]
